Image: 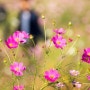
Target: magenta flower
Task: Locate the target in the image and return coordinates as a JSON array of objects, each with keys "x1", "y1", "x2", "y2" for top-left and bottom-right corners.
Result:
[
  {"x1": 44, "y1": 69, "x2": 60, "y2": 82},
  {"x1": 52, "y1": 35, "x2": 66, "y2": 49},
  {"x1": 69, "y1": 70, "x2": 80, "y2": 76},
  {"x1": 10, "y1": 62, "x2": 26, "y2": 76},
  {"x1": 5, "y1": 31, "x2": 29, "y2": 48},
  {"x1": 87, "y1": 75, "x2": 90, "y2": 80},
  {"x1": 13, "y1": 31, "x2": 29, "y2": 44},
  {"x1": 82, "y1": 48, "x2": 90, "y2": 63},
  {"x1": 13, "y1": 85, "x2": 24, "y2": 90},
  {"x1": 54, "y1": 28, "x2": 65, "y2": 34},
  {"x1": 5, "y1": 35, "x2": 18, "y2": 49}
]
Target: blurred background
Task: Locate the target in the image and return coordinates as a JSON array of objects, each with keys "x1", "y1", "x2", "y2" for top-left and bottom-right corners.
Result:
[
  {"x1": 0, "y1": 0, "x2": 90, "y2": 90},
  {"x1": 0, "y1": 0, "x2": 90, "y2": 47}
]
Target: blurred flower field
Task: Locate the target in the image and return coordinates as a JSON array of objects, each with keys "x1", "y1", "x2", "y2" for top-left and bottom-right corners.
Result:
[{"x1": 0, "y1": 0, "x2": 90, "y2": 90}]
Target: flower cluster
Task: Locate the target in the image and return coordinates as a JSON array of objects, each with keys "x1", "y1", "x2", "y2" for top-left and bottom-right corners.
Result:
[
  {"x1": 5, "y1": 31, "x2": 29, "y2": 49},
  {"x1": 2, "y1": 28, "x2": 90, "y2": 90},
  {"x1": 52, "y1": 28, "x2": 66, "y2": 49}
]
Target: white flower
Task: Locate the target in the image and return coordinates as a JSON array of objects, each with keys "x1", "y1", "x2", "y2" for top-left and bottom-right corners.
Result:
[
  {"x1": 55, "y1": 82, "x2": 64, "y2": 88},
  {"x1": 75, "y1": 82, "x2": 81, "y2": 88}
]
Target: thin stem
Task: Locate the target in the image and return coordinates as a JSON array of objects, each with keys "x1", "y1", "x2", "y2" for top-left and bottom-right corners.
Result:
[
  {"x1": 31, "y1": 39, "x2": 36, "y2": 47},
  {"x1": 32, "y1": 67, "x2": 37, "y2": 90},
  {"x1": 4, "y1": 48, "x2": 11, "y2": 63},
  {"x1": 10, "y1": 49, "x2": 16, "y2": 62},
  {"x1": 20, "y1": 45, "x2": 31, "y2": 58},
  {"x1": 31, "y1": 41, "x2": 38, "y2": 90},
  {"x1": 0, "y1": 43, "x2": 11, "y2": 64},
  {"x1": 44, "y1": 19, "x2": 46, "y2": 46},
  {"x1": 66, "y1": 37, "x2": 79, "y2": 56},
  {"x1": 64, "y1": 83, "x2": 69, "y2": 90},
  {"x1": 12, "y1": 73, "x2": 14, "y2": 89},
  {"x1": 40, "y1": 83, "x2": 48, "y2": 90},
  {"x1": 17, "y1": 77, "x2": 19, "y2": 87},
  {"x1": 14, "y1": 46, "x2": 19, "y2": 61}
]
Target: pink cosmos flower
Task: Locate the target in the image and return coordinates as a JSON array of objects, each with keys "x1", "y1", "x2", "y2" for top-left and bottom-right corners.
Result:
[
  {"x1": 13, "y1": 31, "x2": 29, "y2": 44},
  {"x1": 5, "y1": 31, "x2": 29, "y2": 48},
  {"x1": 82, "y1": 48, "x2": 90, "y2": 63},
  {"x1": 5, "y1": 35, "x2": 18, "y2": 49},
  {"x1": 44, "y1": 69, "x2": 60, "y2": 82},
  {"x1": 10, "y1": 62, "x2": 26, "y2": 76},
  {"x1": 54, "y1": 28, "x2": 65, "y2": 34},
  {"x1": 52, "y1": 35, "x2": 66, "y2": 49},
  {"x1": 13, "y1": 85, "x2": 24, "y2": 90},
  {"x1": 69, "y1": 70, "x2": 80, "y2": 76},
  {"x1": 87, "y1": 75, "x2": 90, "y2": 80},
  {"x1": 22, "y1": 31, "x2": 29, "y2": 38}
]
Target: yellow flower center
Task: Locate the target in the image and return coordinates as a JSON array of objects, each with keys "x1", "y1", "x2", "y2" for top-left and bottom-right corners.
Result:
[
  {"x1": 9, "y1": 43, "x2": 13, "y2": 47},
  {"x1": 88, "y1": 53, "x2": 90, "y2": 56},
  {"x1": 56, "y1": 40, "x2": 60, "y2": 45},
  {"x1": 50, "y1": 75, "x2": 54, "y2": 79},
  {"x1": 29, "y1": 34, "x2": 33, "y2": 39},
  {"x1": 15, "y1": 67, "x2": 19, "y2": 71}
]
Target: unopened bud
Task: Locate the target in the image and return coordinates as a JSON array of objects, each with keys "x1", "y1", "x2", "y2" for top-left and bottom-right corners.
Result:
[
  {"x1": 3, "y1": 60, "x2": 7, "y2": 63},
  {"x1": 0, "y1": 39, "x2": 2, "y2": 42},
  {"x1": 52, "y1": 20, "x2": 56, "y2": 26},
  {"x1": 68, "y1": 21, "x2": 72, "y2": 26},
  {"x1": 77, "y1": 34, "x2": 80, "y2": 38},
  {"x1": 30, "y1": 35, "x2": 34, "y2": 39},
  {"x1": 41, "y1": 15, "x2": 45, "y2": 19}
]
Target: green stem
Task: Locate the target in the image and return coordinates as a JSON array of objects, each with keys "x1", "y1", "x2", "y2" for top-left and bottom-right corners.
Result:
[
  {"x1": 17, "y1": 77, "x2": 19, "y2": 87},
  {"x1": 12, "y1": 73, "x2": 14, "y2": 89},
  {"x1": 40, "y1": 83, "x2": 49, "y2": 90},
  {"x1": 0, "y1": 43, "x2": 11, "y2": 64},
  {"x1": 20, "y1": 45, "x2": 30, "y2": 58},
  {"x1": 14, "y1": 46, "x2": 19, "y2": 61},
  {"x1": 10, "y1": 49, "x2": 16, "y2": 62},
  {"x1": 66, "y1": 37, "x2": 80, "y2": 56},
  {"x1": 64, "y1": 83, "x2": 69, "y2": 90},
  {"x1": 32, "y1": 42, "x2": 38, "y2": 90},
  {"x1": 32, "y1": 68, "x2": 37, "y2": 90},
  {"x1": 4, "y1": 48, "x2": 11, "y2": 63},
  {"x1": 44, "y1": 19, "x2": 46, "y2": 46},
  {"x1": 31, "y1": 39, "x2": 36, "y2": 47}
]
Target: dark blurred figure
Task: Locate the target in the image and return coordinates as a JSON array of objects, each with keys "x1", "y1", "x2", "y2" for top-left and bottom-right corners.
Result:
[
  {"x1": 0, "y1": 3, "x2": 10, "y2": 40},
  {"x1": 17, "y1": 0, "x2": 44, "y2": 45},
  {"x1": 0, "y1": 4, "x2": 7, "y2": 22}
]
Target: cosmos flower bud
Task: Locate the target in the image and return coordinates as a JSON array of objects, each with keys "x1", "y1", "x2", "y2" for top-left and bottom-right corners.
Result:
[{"x1": 41, "y1": 15, "x2": 45, "y2": 19}]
